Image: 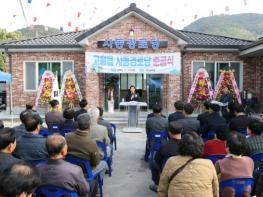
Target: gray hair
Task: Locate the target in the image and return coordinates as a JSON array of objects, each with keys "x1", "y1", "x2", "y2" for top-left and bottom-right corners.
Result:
[
  {"x1": 77, "y1": 113, "x2": 91, "y2": 130},
  {"x1": 88, "y1": 107, "x2": 100, "y2": 124}
]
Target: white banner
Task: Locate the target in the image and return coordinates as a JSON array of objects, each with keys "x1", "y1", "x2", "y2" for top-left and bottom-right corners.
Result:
[{"x1": 85, "y1": 52, "x2": 181, "y2": 74}]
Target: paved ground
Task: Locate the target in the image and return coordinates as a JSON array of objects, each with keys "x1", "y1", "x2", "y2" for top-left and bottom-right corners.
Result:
[{"x1": 103, "y1": 128, "x2": 155, "y2": 197}]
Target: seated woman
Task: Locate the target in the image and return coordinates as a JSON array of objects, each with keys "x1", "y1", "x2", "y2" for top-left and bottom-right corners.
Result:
[
  {"x1": 158, "y1": 132, "x2": 218, "y2": 197},
  {"x1": 215, "y1": 131, "x2": 254, "y2": 197},
  {"x1": 203, "y1": 125, "x2": 228, "y2": 157},
  {"x1": 60, "y1": 107, "x2": 78, "y2": 131}
]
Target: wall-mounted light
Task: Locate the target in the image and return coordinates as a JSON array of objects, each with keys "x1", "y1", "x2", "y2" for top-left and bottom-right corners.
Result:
[{"x1": 129, "y1": 28, "x2": 134, "y2": 36}]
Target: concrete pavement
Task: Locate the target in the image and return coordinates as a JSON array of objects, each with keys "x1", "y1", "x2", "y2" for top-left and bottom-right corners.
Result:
[{"x1": 103, "y1": 129, "x2": 155, "y2": 197}]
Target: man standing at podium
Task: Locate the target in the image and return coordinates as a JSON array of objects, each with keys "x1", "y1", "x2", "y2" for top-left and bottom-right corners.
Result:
[{"x1": 126, "y1": 85, "x2": 140, "y2": 102}]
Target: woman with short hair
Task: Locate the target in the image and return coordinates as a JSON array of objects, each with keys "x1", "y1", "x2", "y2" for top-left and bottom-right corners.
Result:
[{"x1": 158, "y1": 132, "x2": 218, "y2": 197}]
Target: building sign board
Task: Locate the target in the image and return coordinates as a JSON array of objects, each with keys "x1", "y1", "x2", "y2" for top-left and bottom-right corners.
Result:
[{"x1": 85, "y1": 52, "x2": 181, "y2": 75}]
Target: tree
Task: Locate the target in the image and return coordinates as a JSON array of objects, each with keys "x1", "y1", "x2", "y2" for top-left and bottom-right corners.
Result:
[{"x1": 0, "y1": 29, "x2": 22, "y2": 71}]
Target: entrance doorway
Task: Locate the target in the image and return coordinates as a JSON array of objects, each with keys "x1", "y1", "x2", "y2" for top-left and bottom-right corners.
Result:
[{"x1": 104, "y1": 74, "x2": 163, "y2": 110}]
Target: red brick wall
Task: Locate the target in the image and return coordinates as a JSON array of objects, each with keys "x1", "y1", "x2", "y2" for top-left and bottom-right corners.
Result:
[
  {"x1": 182, "y1": 51, "x2": 241, "y2": 101},
  {"x1": 84, "y1": 15, "x2": 182, "y2": 111},
  {"x1": 8, "y1": 52, "x2": 85, "y2": 109},
  {"x1": 242, "y1": 56, "x2": 263, "y2": 105}
]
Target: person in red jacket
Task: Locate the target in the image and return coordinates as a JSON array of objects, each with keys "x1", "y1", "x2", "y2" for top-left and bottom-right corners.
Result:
[{"x1": 203, "y1": 124, "x2": 228, "y2": 157}]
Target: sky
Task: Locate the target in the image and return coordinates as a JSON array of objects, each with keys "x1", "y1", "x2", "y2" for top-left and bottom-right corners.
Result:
[{"x1": 0, "y1": 0, "x2": 263, "y2": 32}]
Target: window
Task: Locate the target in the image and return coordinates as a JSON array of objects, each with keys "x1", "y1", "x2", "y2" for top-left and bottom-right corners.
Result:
[
  {"x1": 120, "y1": 74, "x2": 144, "y2": 90},
  {"x1": 24, "y1": 61, "x2": 73, "y2": 91},
  {"x1": 192, "y1": 61, "x2": 242, "y2": 89}
]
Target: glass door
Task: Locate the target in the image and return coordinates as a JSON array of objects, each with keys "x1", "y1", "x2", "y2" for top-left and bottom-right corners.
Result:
[{"x1": 147, "y1": 74, "x2": 163, "y2": 109}]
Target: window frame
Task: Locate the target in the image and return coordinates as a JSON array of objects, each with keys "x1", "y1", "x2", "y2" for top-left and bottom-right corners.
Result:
[
  {"x1": 23, "y1": 60, "x2": 74, "y2": 92},
  {"x1": 191, "y1": 60, "x2": 243, "y2": 91}
]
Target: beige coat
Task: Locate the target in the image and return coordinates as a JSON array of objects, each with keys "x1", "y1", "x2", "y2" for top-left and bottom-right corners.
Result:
[{"x1": 158, "y1": 156, "x2": 219, "y2": 197}]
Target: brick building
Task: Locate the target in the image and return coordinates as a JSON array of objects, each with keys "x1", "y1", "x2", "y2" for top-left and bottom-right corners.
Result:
[{"x1": 0, "y1": 3, "x2": 262, "y2": 113}]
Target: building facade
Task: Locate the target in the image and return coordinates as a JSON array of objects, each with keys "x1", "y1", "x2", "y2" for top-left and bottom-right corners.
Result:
[{"x1": 0, "y1": 3, "x2": 263, "y2": 113}]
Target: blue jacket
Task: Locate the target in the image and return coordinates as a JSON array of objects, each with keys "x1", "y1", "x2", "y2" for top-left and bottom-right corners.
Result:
[{"x1": 14, "y1": 132, "x2": 48, "y2": 160}]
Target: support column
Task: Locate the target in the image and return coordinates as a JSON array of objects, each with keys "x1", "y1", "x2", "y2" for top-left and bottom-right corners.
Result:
[{"x1": 85, "y1": 73, "x2": 100, "y2": 107}]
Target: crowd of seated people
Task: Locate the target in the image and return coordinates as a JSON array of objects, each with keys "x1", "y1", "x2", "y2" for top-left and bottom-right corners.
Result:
[
  {"x1": 145, "y1": 100, "x2": 263, "y2": 196},
  {"x1": 1, "y1": 98, "x2": 263, "y2": 197},
  {"x1": 0, "y1": 98, "x2": 114, "y2": 197}
]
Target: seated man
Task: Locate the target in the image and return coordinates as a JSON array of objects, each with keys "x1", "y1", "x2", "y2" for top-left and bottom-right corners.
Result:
[
  {"x1": 14, "y1": 114, "x2": 48, "y2": 160},
  {"x1": 60, "y1": 107, "x2": 78, "y2": 130},
  {"x1": 177, "y1": 103, "x2": 200, "y2": 135},
  {"x1": 168, "y1": 101, "x2": 185, "y2": 122},
  {"x1": 149, "y1": 121, "x2": 182, "y2": 192},
  {"x1": 203, "y1": 125, "x2": 228, "y2": 157},
  {"x1": 88, "y1": 107, "x2": 111, "y2": 145},
  {"x1": 65, "y1": 113, "x2": 107, "y2": 172},
  {"x1": 229, "y1": 103, "x2": 251, "y2": 133},
  {"x1": 203, "y1": 103, "x2": 226, "y2": 138},
  {"x1": 74, "y1": 99, "x2": 88, "y2": 121},
  {"x1": 37, "y1": 134, "x2": 91, "y2": 197},
  {"x1": 97, "y1": 107, "x2": 113, "y2": 143},
  {"x1": 0, "y1": 162, "x2": 41, "y2": 197},
  {"x1": 0, "y1": 128, "x2": 21, "y2": 173},
  {"x1": 245, "y1": 119, "x2": 263, "y2": 156},
  {"x1": 21, "y1": 103, "x2": 43, "y2": 125},
  {"x1": 45, "y1": 99, "x2": 63, "y2": 126},
  {"x1": 13, "y1": 110, "x2": 32, "y2": 140},
  {"x1": 145, "y1": 104, "x2": 168, "y2": 161}
]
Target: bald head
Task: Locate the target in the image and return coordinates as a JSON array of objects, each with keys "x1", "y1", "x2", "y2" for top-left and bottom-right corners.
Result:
[
  {"x1": 46, "y1": 134, "x2": 67, "y2": 157},
  {"x1": 0, "y1": 162, "x2": 41, "y2": 197}
]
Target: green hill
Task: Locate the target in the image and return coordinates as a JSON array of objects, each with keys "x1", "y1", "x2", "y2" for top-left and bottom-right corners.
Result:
[
  {"x1": 16, "y1": 25, "x2": 60, "y2": 39},
  {"x1": 184, "y1": 13, "x2": 263, "y2": 40}
]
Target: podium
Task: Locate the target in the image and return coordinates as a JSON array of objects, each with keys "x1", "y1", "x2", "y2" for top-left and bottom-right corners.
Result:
[{"x1": 119, "y1": 101, "x2": 147, "y2": 133}]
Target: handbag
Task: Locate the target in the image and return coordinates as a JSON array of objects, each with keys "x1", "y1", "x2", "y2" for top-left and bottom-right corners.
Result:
[{"x1": 168, "y1": 158, "x2": 195, "y2": 184}]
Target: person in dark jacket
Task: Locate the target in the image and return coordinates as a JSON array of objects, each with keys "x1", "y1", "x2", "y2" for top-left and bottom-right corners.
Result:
[
  {"x1": 60, "y1": 107, "x2": 78, "y2": 131},
  {"x1": 13, "y1": 110, "x2": 32, "y2": 140},
  {"x1": 245, "y1": 119, "x2": 263, "y2": 156},
  {"x1": 203, "y1": 103, "x2": 226, "y2": 138},
  {"x1": 220, "y1": 87, "x2": 233, "y2": 104},
  {"x1": 149, "y1": 121, "x2": 182, "y2": 192},
  {"x1": 168, "y1": 101, "x2": 185, "y2": 122},
  {"x1": 74, "y1": 99, "x2": 88, "y2": 121},
  {"x1": 14, "y1": 114, "x2": 48, "y2": 160},
  {"x1": 21, "y1": 103, "x2": 43, "y2": 125},
  {"x1": 177, "y1": 103, "x2": 200, "y2": 135},
  {"x1": 37, "y1": 134, "x2": 92, "y2": 197},
  {"x1": 197, "y1": 101, "x2": 210, "y2": 134},
  {"x1": 145, "y1": 104, "x2": 168, "y2": 161},
  {"x1": 0, "y1": 128, "x2": 21, "y2": 173},
  {"x1": 125, "y1": 85, "x2": 140, "y2": 102},
  {"x1": 229, "y1": 103, "x2": 251, "y2": 133}
]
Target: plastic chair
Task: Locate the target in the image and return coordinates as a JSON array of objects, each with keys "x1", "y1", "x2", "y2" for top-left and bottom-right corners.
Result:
[
  {"x1": 39, "y1": 129, "x2": 51, "y2": 137},
  {"x1": 251, "y1": 152, "x2": 263, "y2": 162},
  {"x1": 205, "y1": 154, "x2": 226, "y2": 164},
  {"x1": 110, "y1": 123, "x2": 117, "y2": 150},
  {"x1": 28, "y1": 159, "x2": 47, "y2": 166},
  {"x1": 220, "y1": 177, "x2": 254, "y2": 197},
  {"x1": 47, "y1": 123, "x2": 60, "y2": 133},
  {"x1": 60, "y1": 127, "x2": 75, "y2": 136},
  {"x1": 36, "y1": 185, "x2": 78, "y2": 197},
  {"x1": 147, "y1": 131, "x2": 168, "y2": 161},
  {"x1": 96, "y1": 141, "x2": 113, "y2": 177},
  {"x1": 237, "y1": 129, "x2": 247, "y2": 136},
  {"x1": 65, "y1": 154, "x2": 103, "y2": 197}
]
